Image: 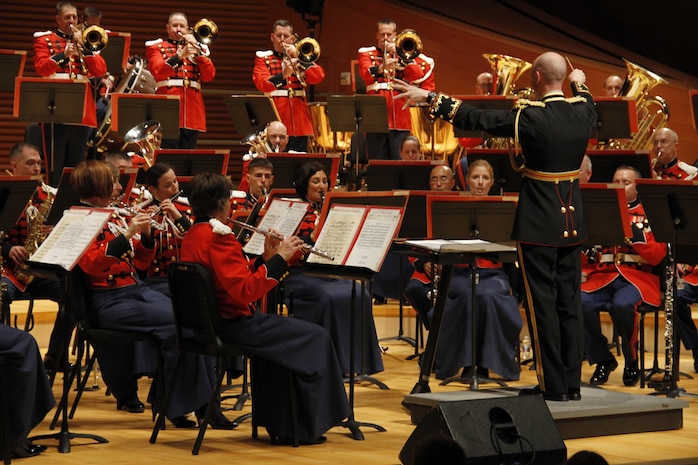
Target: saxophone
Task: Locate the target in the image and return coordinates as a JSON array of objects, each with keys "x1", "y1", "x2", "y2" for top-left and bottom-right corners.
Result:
[{"x1": 14, "y1": 191, "x2": 54, "y2": 285}]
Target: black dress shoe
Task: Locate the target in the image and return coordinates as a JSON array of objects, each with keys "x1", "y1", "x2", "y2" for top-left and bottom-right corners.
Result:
[
  {"x1": 568, "y1": 388, "x2": 581, "y2": 401},
  {"x1": 169, "y1": 415, "x2": 196, "y2": 428},
  {"x1": 589, "y1": 356, "x2": 618, "y2": 385},
  {"x1": 195, "y1": 406, "x2": 238, "y2": 430},
  {"x1": 623, "y1": 361, "x2": 641, "y2": 386},
  {"x1": 519, "y1": 385, "x2": 568, "y2": 402},
  {"x1": 117, "y1": 396, "x2": 145, "y2": 413},
  {"x1": 692, "y1": 348, "x2": 698, "y2": 373},
  {"x1": 11, "y1": 440, "x2": 43, "y2": 458},
  {"x1": 267, "y1": 428, "x2": 327, "y2": 446},
  {"x1": 373, "y1": 296, "x2": 387, "y2": 305}
]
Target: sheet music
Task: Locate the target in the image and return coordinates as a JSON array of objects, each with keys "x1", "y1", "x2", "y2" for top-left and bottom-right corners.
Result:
[
  {"x1": 308, "y1": 206, "x2": 364, "y2": 265},
  {"x1": 345, "y1": 208, "x2": 402, "y2": 270},
  {"x1": 243, "y1": 199, "x2": 309, "y2": 256},
  {"x1": 30, "y1": 207, "x2": 111, "y2": 270},
  {"x1": 404, "y1": 238, "x2": 515, "y2": 254}
]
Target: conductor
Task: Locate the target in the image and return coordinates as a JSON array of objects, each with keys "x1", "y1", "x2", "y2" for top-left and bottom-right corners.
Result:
[{"x1": 395, "y1": 51, "x2": 598, "y2": 401}]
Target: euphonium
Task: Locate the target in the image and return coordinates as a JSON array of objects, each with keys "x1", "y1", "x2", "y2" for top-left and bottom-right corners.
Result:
[
  {"x1": 621, "y1": 59, "x2": 670, "y2": 150},
  {"x1": 241, "y1": 127, "x2": 272, "y2": 160},
  {"x1": 395, "y1": 29, "x2": 422, "y2": 64},
  {"x1": 123, "y1": 120, "x2": 162, "y2": 168}
]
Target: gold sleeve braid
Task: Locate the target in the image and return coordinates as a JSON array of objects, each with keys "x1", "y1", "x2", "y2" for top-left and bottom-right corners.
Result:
[{"x1": 428, "y1": 93, "x2": 462, "y2": 122}]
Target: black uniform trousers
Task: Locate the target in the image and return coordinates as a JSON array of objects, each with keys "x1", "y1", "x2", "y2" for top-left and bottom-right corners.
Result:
[{"x1": 518, "y1": 242, "x2": 584, "y2": 396}]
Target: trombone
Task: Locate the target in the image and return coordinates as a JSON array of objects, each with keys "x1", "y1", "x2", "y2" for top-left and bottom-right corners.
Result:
[{"x1": 178, "y1": 18, "x2": 218, "y2": 58}]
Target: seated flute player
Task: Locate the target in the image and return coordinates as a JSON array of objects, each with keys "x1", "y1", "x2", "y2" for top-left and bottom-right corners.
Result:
[
  {"x1": 404, "y1": 161, "x2": 523, "y2": 381},
  {"x1": 180, "y1": 172, "x2": 350, "y2": 445}
]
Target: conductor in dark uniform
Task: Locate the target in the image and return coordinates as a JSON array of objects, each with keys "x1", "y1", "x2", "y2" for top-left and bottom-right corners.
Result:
[{"x1": 394, "y1": 51, "x2": 598, "y2": 401}]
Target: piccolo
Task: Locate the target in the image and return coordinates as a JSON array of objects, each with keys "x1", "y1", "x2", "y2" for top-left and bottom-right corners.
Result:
[
  {"x1": 150, "y1": 190, "x2": 185, "y2": 217},
  {"x1": 230, "y1": 219, "x2": 334, "y2": 261}
]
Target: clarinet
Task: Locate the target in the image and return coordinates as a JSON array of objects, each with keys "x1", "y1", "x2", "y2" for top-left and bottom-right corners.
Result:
[{"x1": 660, "y1": 243, "x2": 675, "y2": 389}]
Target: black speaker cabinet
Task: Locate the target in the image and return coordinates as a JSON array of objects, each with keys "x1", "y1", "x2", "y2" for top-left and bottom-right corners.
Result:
[{"x1": 399, "y1": 396, "x2": 567, "y2": 465}]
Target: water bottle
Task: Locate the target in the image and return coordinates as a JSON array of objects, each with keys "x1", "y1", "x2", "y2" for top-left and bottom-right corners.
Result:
[{"x1": 521, "y1": 335, "x2": 532, "y2": 361}]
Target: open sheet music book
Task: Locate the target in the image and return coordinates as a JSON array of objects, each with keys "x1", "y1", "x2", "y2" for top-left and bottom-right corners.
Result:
[
  {"x1": 404, "y1": 239, "x2": 516, "y2": 254},
  {"x1": 243, "y1": 198, "x2": 309, "y2": 256},
  {"x1": 28, "y1": 207, "x2": 112, "y2": 271},
  {"x1": 307, "y1": 204, "x2": 404, "y2": 272}
]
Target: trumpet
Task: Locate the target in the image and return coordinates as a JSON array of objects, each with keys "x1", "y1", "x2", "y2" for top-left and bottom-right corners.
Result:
[
  {"x1": 395, "y1": 29, "x2": 422, "y2": 64},
  {"x1": 230, "y1": 219, "x2": 335, "y2": 261}
]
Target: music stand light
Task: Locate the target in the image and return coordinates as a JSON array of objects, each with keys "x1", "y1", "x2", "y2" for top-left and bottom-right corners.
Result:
[
  {"x1": 0, "y1": 49, "x2": 26, "y2": 93},
  {"x1": 111, "y1": 94, "x2": 180, "y2": 140}
]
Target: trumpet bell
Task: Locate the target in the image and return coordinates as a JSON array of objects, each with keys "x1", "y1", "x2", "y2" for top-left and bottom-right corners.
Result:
[
  {"x1": 296, "y1": 37, "x2": 321, "y2": 65},
  {"x1": 193, "y1": 18, "x2": 218, "y2": 46},
  {"x1": 395, "y1": 29, "x2": 422, "y2": 62}
]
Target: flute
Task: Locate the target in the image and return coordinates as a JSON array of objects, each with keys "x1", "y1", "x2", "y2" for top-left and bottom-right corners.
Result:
[
  {"x1": 150, "y1": 190, "x2": 185, "y2": 217},
  {"x1": 230, "y1": 219, "x2": 335, "y2": 261}
]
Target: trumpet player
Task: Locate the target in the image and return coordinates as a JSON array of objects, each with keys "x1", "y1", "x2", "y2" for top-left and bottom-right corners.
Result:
[
  {"x1": 32, "y1": 1, "x2": 108, "y2": 185},
  {"x1": 146, "y1": 12, "x2": 216, "y2": 149},
  {"x1": 253, "y1": 19, "x2": 325, "y2": 152}
]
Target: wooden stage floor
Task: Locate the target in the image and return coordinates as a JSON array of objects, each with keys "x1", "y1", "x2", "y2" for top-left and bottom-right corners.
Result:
[{"x1": 16, "y1": 302, "x2": 698, "y2": 464}]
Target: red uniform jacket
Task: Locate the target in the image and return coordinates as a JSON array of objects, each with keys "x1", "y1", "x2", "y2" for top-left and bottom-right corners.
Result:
[
  {"x1": 78, "y1": 210, "x2": 156, "y2": 289},
  {"x1": 412, "y1": 53, "x2": 436, "y2": 91},
  {"x1": 357, "y1": 45, "x2": 426, "y2": 131},
  {"x1": 141, "y1": 198, "x2": 193, "y2": 278},
  {"x1": 180, "y1": 220, "x2": 289, "y2": 319},
  {"x1": 252, "y1": 50, "x2": 325, "y2": 137},
  {"x1": 33, "y1": 29, "x2": 107, "y2": 127},
  {"x1": 145, "y1": 38, "x2": 216, "y2": 132},
  {"x1": 653, "y1": 157, "x2": 698, "y2": 180},
  {"x1": 2, "y1": 184, "x2": 55, "y2": 292},
  {"x1": 582, "y1": 198, "x2": 667, "y2": 306}
]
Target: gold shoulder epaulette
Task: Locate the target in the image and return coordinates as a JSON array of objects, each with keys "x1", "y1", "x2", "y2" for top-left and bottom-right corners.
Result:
[
  {"x1": 565, "y1": 96, "x2": 588, "y2": 104},
  {"x1": 515, "y1": 99, "x2": 545, "y2": 109}
]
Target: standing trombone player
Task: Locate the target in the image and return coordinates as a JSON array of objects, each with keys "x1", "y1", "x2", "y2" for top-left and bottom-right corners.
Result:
[
  {"x1": 253, "y1": 19, "x2": 325, "y2": 153},
  {"x1": 32, "y1": 1, "x2": 108, "y2": 185},
  {"x1": 145, "y1": 12, "x2": 216, "y2": 149}
]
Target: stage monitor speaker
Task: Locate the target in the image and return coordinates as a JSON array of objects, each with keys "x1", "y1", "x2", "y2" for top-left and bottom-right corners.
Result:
[
  {"x1": 286, "y1": 0, "x2": 324, "y2": 16},
  {"x1": 399, "y1": 396, "x2": 566, "y2": 465}
]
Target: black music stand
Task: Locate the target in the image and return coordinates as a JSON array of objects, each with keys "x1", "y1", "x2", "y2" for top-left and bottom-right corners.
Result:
[
  {"x1": 0, "y1": 177, "x2": 41, "y2": 325},
  {"x1": 101, "y1": 32, "x2": 131, "y2": 77},
  {"x1": 326, "y1": 95, "x2": 388, "y2": 182},
  {"x1": 585, "y1": 150, "x2": 653, "y2": 182},
  {"x1": 464, "y1": 149, "x2": 523, "y2": 194},
  {"x1": 266, "y1": 153, "x2": 340, "y2": 190},
  {"x1": 366, "y1": 160, "x2": 444, "y2": 191},
  {"x1": 593, "y1": 97, "x2": 637, "y2": 146},
  {"x1": 152, "y1": 149, "x2": 230, "y2": 176},
  {"x1": 14, "y1": 78, "x2": 90, "y2": 180},
  {"x1": 428, "y1": 197, "x2": 517, "y2": 390},
  {"x1": 111, "y1": 94, "x2": 180, "y2": 140},
  {"x1": 224, "y1": 94, "x2": 280, "y2": 136},
  {"x1": 46, "y1": 168, "x2": 79, "y2": 226},
  {"x1": 0, "y1": 50, "x2": 26, "y2": 93},
  {"x1": 635, "y1": 180, "x2": 698, "y2": 398}
]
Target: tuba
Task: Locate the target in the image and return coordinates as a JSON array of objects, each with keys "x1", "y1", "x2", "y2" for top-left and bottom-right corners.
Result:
[
  {"x1": 123, "y1": 120, "x2": 162, "y2": 168},
  {"x1": 617, "y1": 59, "x2": 670, "y2": 150},
  {"x1": 395, "y1": 29, "x2": 422, "y2": 64}
]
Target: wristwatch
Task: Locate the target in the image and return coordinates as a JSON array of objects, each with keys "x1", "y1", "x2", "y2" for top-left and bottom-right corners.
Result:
[{"x1": 425, "y1": 91, "x2": 437, "y2": 105}]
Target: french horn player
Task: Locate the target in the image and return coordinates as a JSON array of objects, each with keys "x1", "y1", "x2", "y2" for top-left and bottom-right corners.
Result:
[
  {"x1": 145, "y1": 13, "x2": 216, "y2": 149},
  {"x1": 253, "y1": 19, "x2": 324, "y2": 152}
]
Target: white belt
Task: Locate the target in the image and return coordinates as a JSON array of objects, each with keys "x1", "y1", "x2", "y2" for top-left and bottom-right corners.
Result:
[
  {"x1": 50, "y1": 73, "x2": 87, "y2": 81},
  {"x1": 366, "y1": 82, "x2": 391, "y2": 92},
  {"x1": 599, "y1": 253, "x2": 647, "y2": 265},
  {"x1": 155, "y1": 79, "x2": 201, "y2": 89},
  {"x1": 267, "y1": 89, "x2": 306, "y2": 97}
]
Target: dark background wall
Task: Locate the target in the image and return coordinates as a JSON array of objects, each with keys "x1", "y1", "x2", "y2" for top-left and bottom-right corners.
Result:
[{"x1": 1, "y1": 0, "x2": 696, "y2": 184}]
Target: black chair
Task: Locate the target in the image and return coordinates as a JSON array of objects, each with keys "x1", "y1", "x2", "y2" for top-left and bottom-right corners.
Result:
[
  {"x1": 51, "y1": 267, "x2": 164, "y2": 427},
  {"x1": 150, "y1": 262, "x2": 297, "y2": 454}
]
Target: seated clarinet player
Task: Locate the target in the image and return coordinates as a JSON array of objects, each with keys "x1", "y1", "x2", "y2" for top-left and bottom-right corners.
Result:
[
  {"x1": 283, "y1": 162, "x2": 384, "y2": 377},
  {"x1": 71, "y1": 160, "x2": 233, "y2": 428},
  {"x1": 404, "y1": 161, "x2": 523, "y2": 381},
  {"x1": 582, "y1": 166, "x2": 666, "y2": 387},
  {"x1": 180, "y1": 172, "x2": 350, "y2": 445}
]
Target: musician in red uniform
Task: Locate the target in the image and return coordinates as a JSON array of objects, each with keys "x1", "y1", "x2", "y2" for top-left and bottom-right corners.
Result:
[
  {"x1": 145, "y1": 12, "x2": 216, "y2": 149},
  {"x1": 651, "y1": 128, "x2": 698, "y2": 180},
  {"x1": 238, "y1": 121, "x2": 288, "y2": 193},
  {"x1": 134, "y1": 163, "x2": 192, "y2": 296},
  {"x1": 356, "y1": 18, "x2": 426, "y2": 161},
  {"x1": 73, "y1": 160, "x2": 230, "y2": 427},
  {"x1": 582, "y1": 166, "x2": 666, "y2": 386},
  {"x1": 32, "y1": 1, "x2": 108, "y2": 184},
  {"x1": 181, "y1": 172, "x2": 350, "y2": 445},
  {"x1": 252, "y1": 19, "x2": 324, "y2": 152}
]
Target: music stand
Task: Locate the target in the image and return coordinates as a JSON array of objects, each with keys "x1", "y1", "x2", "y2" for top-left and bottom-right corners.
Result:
[
  {"x1": 224, "y1": 94, "x2": 280, "y2": 136},
  {"x1": 46, "y1": 168, "x2": 79, "y2": 226},
  {"x1": 14, "y1": 78, "x2": 91, "y2": 178},
  {"x1": 451, "y1": 96, "x2": 514, "y2": 139},
  {"x1": 0, "y1": 50, "x2": 26, "y2": 93},
  {"x1": 0, "y1": 176, "x2": 41, "y2": 324},
  {"x1": 427, "y1": 196, "x2": 518, "y2": 390},
  {"x1": 152, "y1": 149, "x2": 230, "y2": 176},
  {"x1": 586, "y1": 150, "x2": 653, "y2": 182},
  {"x1": 635, "y1": 180, "x2": 698, "y2": 398},
  {"x1": 690, "y1": 90, "x2": 698, "y2": 135},
  {"x1": 326, "y1": 95, "x2": 388, "y2": 181},
  {"x1": 465, "y1": 149, "x2": 523, "y2": 194},
  {"x1": 266, "y1": 153, "x2": 340, "y2": 190},
  {"x1": 593, "y1": 97, "x2": 638, "y2": 144},
  {"x1": 111, "y1": 94, "x2": 180, "y2": 140},
  {"x1": 366, "y1": 160, "x2": 444, "y2": 191},
  {"x1": 101, "y1": 32, "x2": 131, "y2": 76}
]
